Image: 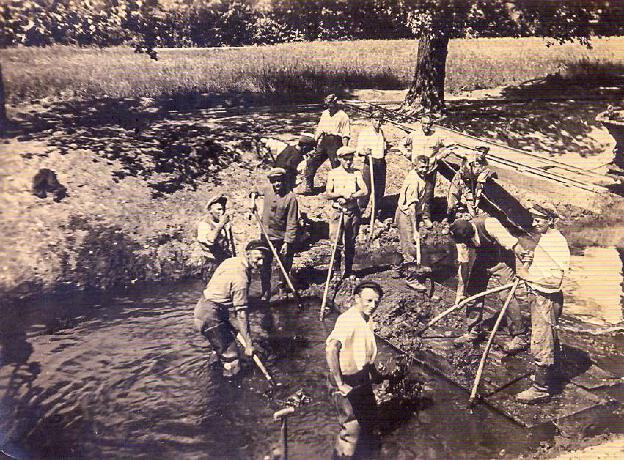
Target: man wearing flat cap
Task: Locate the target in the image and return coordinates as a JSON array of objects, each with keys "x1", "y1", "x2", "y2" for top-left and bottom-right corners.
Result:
[
  {"x1": 447, "y1": 145, "x2": 495, "y2": 220},
  {"x1": 325, "y1": 146, "x2": 368, "y2": 280},
  {"x1": 193, "y1": 194, "x2": 236, "y2": 281},
  {"x1": 326, "y1": 280, "x2": 387, "y2": 459},
  {"x1": 356, "y1": 110, "x2": 387, "y2": 221},
  {"x1": 449, "y1": 215, "x2": 529, "y2": 350},
  {"x1": 304, "y1": 94, "x2": 351, "y2": 195},
  {"x1": 515, "y1": 204, "x2": 570, "y2": 404},
  {"x1": 194, "y1": 239, "x2": 269, "y2": 379},
  {"x1": 274, "y1": 133, "x2": 316, "y2": 192},
  {"x1": 250, "y1": 167, "x2": 299, "y2": 300}
]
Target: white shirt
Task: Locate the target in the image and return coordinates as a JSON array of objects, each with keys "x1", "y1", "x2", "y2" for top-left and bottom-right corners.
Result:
[
  {"x1": 327, "y1": 307, "x2": 377, "y2": 375},
  {"x1": 315, "y1": 109, "x2": 351, "y2": 140},
  {"x1": 356, "y1": 126, "x2": 386, "y2": 160},
  {"x1": 326, "y1": 166, "x2": 367, "y2": 199},
  {"x1": 526, "y1": 228, "x2": 570, "y2": 293},
  {"x1": 403, "y1": 129, "x2": 445, "y2": 163},
  {"x1": 397, "y1": 169, "x2": 426, "y2": 214}
]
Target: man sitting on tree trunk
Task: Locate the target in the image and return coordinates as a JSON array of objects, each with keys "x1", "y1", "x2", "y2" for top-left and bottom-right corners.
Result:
[{"x1": 401, "y1": 115, "x2": 455, "y2": 228}]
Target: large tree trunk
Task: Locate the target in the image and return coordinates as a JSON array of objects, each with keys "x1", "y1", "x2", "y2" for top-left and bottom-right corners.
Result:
[{"x1": 403, "y1": 31, "x2": 450, "y2": 114}]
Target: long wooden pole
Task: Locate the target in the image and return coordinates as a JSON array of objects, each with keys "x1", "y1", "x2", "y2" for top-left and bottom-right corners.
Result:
[
  {"x1": 251, "y1": 208, "x2": 303, "y2": 309},
  {"x1": 236, "y1": 332, "x2": 279, "y2": 387},
  {"x1": 417, "y1": 282, "x2": 515, "y2": 336},
  {"x1": 468, "y1": 278, "x2": 521, "y2": 406},
  {"x1": 320, "y1": 211, "x2": 344, "y2": 321},
  {"x1": 368, "y1": 154, "x2": 376, "y2": 242}
]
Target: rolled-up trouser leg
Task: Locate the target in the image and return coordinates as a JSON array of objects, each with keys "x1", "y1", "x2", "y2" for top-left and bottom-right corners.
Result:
[
  {"x1": 194, "y1": 297, "x2": 240, "y2": 375},
  {"x1": 395, "y1": 207, "x2": 417, "y2": 265},
  {"x1": 529, "y1": 289, "x2": 563, "y2": 368}
]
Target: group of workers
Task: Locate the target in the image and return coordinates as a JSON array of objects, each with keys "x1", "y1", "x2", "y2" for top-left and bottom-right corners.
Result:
[{"x1": 192, "y1": 94, "x2": 571, "y2": 459}]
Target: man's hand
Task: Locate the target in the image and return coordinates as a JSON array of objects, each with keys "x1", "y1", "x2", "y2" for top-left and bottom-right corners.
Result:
[
  {"x1": 337, "y1": 383, "x2": 353, "y2": 397},
  {"x1": 243, "y1": 342, "x2": 255, "y2": 358},
  {"x1": 337, "y1": 197, "x2": 347, "y2": 206},
  {"x1": 455, "y1": 292, "x2": 466, "y2": 305},
  {"x1": 220, "y1": 212, "x2": 232, "y2": 225},
  {"x1": 280, "y1": 243, "x2": 289, "y2": 257},
  {"x1": 514, "y1": 243, "x2": 533, "y2": 264}
]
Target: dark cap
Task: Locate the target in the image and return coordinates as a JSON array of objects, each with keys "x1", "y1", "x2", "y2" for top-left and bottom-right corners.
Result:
[
  {"x1": 298, "y1": 133, "x2": 315, "y2": 146},
  {"x1": 353, "y1": 280, "x2": 384, "y2": 297},
  {"x1": 206, "y1": 193, "x2": 228, "y2": 209},
  {"x1": 267, "y1": 167, "x2": 287, "y2": 179},
  {"x1": 325, "y1": 93, "x2": 338, "y2": 104},
  {"x1": 245, "y1": 239, "x2": 271, "y2": 253},
  {"x1": 449, "y1": 219, "x2": 475, "y2": 243}
]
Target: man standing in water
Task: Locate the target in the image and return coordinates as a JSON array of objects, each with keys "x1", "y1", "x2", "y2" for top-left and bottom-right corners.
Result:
[
  {"x1": 193, "y1": 240, "x2": 269, "y2": 379},
  {"x1": 516, "y1": 204, "x2": 570, "y2": 404},
  {"x1": 303, "y1": 94, "x2": 351, "y2": 194},
  {"x1": 326, "y1": 281, "x2": 386, "y2": 460}
]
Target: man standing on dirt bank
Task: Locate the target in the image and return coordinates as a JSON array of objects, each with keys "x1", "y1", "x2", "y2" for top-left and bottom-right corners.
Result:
[
  {"x1": 326, "y1": 280, "x2": 386, "y2": 460},
  {"x1": 193, "y1": 240, "x2": 269, "y2": 379},
  {"x1": 395, "y1": 155, "x2": 431, "y2": 291},
  {"x1": 515, "y1": 205, "x2": 570, "y2": 404},
  {"x1": 401, "y1": 115, "x2": 455, "y2": 228},
  {"x1": 250, "y1": 168, "x2": 299, "y2": 300},
  {"x1": 304, "y1": 94, "x2": 351, "y2": 195},
  {"x1": 325, "y1": 146, "x2": 368, "y2": 280},
  {"x1": 274, "y1": 133, "x2": 316, "y2": 191},
  {"x1": 447, "y1": 146, "x2": 495, "y2": 220},
  {"x1": 449, "y1": 216, "x2": 528, "y2": 350},
  {"x1": 356, "y1": 110, "x2": 387, "y2": 221},
  {"x1": 193, "y1": 194, "x2": 236, "y2": 281}
]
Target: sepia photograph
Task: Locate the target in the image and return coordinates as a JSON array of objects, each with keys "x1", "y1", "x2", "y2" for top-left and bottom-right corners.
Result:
[{"x1": 1, "y1": 0, "x2": 624, "y2": 458}]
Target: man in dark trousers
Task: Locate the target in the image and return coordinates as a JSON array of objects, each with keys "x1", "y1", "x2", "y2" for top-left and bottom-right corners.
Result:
[
  {"x1": 449, "y1": 216, "x2": 529, "y2": 351},
  {"x1": 326, "y1": 280, "x2": 387, "y2": 460},
  {"x1": 250, "y1": 167, "x2": 299, "y2": 300},
  {"x1": 274, "y1": 133, "x2": 316, "y2": 191},
  {"x1": 356, "y1": 110, "x2": 387, "y2": 221},
  {"x1": 193, "y1": 240, "x2": 269, "y2": 379}
]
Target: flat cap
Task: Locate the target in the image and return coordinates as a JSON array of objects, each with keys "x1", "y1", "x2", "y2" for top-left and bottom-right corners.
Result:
[
  {"x1": 336, "y1": 146, "x2": 356, "y2": 157},
  {"x1": 267, "y1": 167, "x2": 287, "y2": 178},
  {"x1": 245, "y1": 239, "x2": 271, "y2": 253},
  {"x1": 206, "y1": 193, "x2": 228, "y2": 209},
  {"x1": 529, "y1": 204, "x2": 558, "y2": 219},
  {"x1": 449, "y1": 219, "x2": 475, "y2": 243},
  {"x1": 298, "y1": 133, "x2": 316, "y2": 146},
  {"x1": 324, "y1": 93, "x2": 338, "y2": 104},
  {"x1": 354, "y1": 280, "x2": 384, "y2": 297}
]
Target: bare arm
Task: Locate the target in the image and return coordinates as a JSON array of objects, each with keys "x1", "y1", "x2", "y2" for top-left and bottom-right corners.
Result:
[
  {"x1": 352, "y1": 172, "x2": 368, "y2": 199},
  {"x1": 234, "y1": 308, "x2": 254, "y2": 357},
  {"x1": 326, "y1": 339, "x2": 352, "y2": 396}
]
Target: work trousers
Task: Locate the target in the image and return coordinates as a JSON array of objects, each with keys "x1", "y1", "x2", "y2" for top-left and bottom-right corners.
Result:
[
  {"x1": 328, "y1": 368, "x2": 378, "y2": 458},
  {"x1": 528, "y1": 288, "x2": 563, "y2": 368},
  {"x1": 260, "y1": 237, "x2": 295, "y2": 296},
  {"x1": 329, "y1": 208, "x2": 361, "y2": 277},
  {"x1": 466, "y1": 262, "x2": 525, "y2": 337},
  {"x1": 423, "y1": 170, "x2": 436, "y2": 220},
  {"x1": 304, "y1": 135, "x2": 342, "y2": 190},
  {"x1": 194, "y1": 297, "x2": 240, "y2": 375},
  {"x1": 395, "y1": 207, "x2": 421, "y2": 265},
  {"x1": 361, "y1": 157, "x2": 386, "y2": 217}
]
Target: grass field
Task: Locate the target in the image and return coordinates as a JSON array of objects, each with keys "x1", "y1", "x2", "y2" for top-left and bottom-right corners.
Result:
[{"x1": 2, "y1": 37, "x2": 624, "y2": 105}]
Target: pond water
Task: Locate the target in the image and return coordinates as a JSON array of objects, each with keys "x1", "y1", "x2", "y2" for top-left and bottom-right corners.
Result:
[{"x1": 0, "y1": 280, "x2": 545, "y2": 460}]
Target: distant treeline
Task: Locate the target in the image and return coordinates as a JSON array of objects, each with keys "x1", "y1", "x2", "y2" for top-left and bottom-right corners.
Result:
[{"x1": 1, "y1": 0, "x2": 622, "y2": 48}]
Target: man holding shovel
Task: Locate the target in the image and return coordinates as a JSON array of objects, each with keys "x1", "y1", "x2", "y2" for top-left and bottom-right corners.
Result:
[
  {"x1": 325, "y1": 146, "x2": 368, "y2": 281},
  {"x1": 449, "y1": 216, "x2": 529, "y2": 350},
  {"x1": 515, "y1": 204, "x2": 570, "y2": 404},
  {"x1": 193, "y1": 240, "x2": 269, "y2": 379},
  {"x1": 326, "y1": 280, "x2": 387, "y2": 460},
  {"x1": 250, "y1": 167, "x2": 299, "y2": 301},
  {"x1": 395, "y1": 155, "x2": 430, "y2": 291}
]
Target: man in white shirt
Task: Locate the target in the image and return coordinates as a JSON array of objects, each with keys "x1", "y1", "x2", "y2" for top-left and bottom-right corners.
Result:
[
  {"x1": 401, "y1": 115, "x2": 455, "y2": 228},
  {"x1": 325, "y1": 146, "x2": 368, "y2": 280},
  {"x1": 326, "y1": 280, "x2": 386, "y2": 460},
  {"x1": 304, "y1": 94, "x2": 351, "y2": 195},
  {"x1": 515, "y1": 204, "x2": 570, "y2": 404},
  {"x1": 356, "y1": 111, "x2": 387, "y2": 220},
  {"x1": 449, "y1": 216, "x2": 529, "y2": 349}
]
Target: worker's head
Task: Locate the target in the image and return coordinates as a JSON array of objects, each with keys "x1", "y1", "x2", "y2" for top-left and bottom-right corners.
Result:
[
  {"x1": 353, "y1": 281, "x2": 384, "y2": 319},
  {"x1": 371, "y1": 110, "x2": 384, "y2": 130},
  {"x1": 267, "y1": 168, "x2": 287, "y2": 193},
  {"x1": 245, "y1": 240, "x2": 270, "y2": 271},
  {"x1": 298, "y1": 133, "x2": 316, "y2": 155},
  {"x1": 529, "y1": 204, "x2": 557, "y2": 234},
  {"x1": 449, "y1": 219, "x2": 475, "y2": 244},
  {"x1": 414, "y1": 155, "x2": 430, "y2": 178},
  {"x1": 421, "y1": 114, "x2": 434, "y2": 135},
  {"x1": 206, "y1": 194, "x2": 227, "y2": 221},
  {"x1": 325, "y1": 93, "x2": 339, "y2": 111},
  {"x1": 336, "y1": 146, "x2": 356, "y2": 170}
]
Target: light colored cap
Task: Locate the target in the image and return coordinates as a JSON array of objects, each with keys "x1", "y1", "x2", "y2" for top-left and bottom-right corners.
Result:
[
  {"x1": 529, "y1": 204, "x2": 558, "y2": 219},
  {"x1": 267, "y1": 167, "x2": 287, "y2": 178},
  {"x1": 337, "y1": 146, "x2": 356, "y2": 157},
  {"x1": 206, "y1": 193, "x2": 227, "y2": 209},
  {"x1": 324, "y1": 94, "x2": 338, "y2": 104}
]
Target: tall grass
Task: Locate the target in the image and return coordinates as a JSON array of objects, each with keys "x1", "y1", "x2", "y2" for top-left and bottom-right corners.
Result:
[{"x1": 2, "y1": 37, "x2": 624, "y2": 105}]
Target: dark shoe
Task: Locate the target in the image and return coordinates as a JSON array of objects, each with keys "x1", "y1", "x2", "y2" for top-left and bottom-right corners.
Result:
[
  {"x1": 516, "y1": 386, "x2": 551, "y2": 404},
  {"x1": 502, "y1": 335, "x2": 529, "y2": 354}
]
